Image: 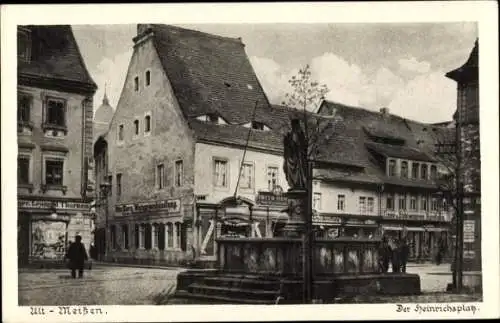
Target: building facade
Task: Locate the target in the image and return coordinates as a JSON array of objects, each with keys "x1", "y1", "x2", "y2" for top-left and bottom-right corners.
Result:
[
  {"x1": 445, "y1": 39, "x2": 481, "y2": 271},
  {"x1": 17, "y1": 25, "x2": 97, "y2": 265}
]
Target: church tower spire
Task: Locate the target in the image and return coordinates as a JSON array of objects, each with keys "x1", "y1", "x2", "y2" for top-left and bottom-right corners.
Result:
[{"x1": 103, "y1": 82, "x2": 109, "y2": 105}]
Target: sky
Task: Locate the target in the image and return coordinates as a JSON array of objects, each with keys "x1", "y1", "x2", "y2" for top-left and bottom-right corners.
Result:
[{"x1": 72, "y1": 22, "x2": 478, "y2": 123}]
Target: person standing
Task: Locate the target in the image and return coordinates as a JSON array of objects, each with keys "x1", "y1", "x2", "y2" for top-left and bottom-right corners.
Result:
[
  {"x1": 391, "y1": 238, "x2": 400, "y2": 273},
  {"x1": 378, "y1": 237, "x2": 392, "y2": 273},
  {"x1": 399, "y1": 239, "x2": 410, "y2": 273},
  {"x1": 65, "y1": 235, "x2": 89, "y2": 279}
]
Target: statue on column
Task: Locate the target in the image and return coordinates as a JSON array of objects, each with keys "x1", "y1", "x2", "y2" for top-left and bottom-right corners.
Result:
[{"x1": 283, "y1": 118, "x2": 308, "y2": 190}]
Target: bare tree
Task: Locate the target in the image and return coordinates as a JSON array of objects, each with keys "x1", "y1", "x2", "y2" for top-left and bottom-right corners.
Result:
[{"x1": 432, "y1": 124, "x2": 480, "y2": 292}]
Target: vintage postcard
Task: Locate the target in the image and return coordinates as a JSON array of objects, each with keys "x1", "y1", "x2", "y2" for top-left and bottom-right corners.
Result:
[{"x1": 1, "y1": 2, "x2": 499, "y2": 322}]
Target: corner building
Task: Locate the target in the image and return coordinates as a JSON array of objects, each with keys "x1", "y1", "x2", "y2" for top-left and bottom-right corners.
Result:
[{"x1": 17, "y1": 25, "x2": 97, "y2": 265}]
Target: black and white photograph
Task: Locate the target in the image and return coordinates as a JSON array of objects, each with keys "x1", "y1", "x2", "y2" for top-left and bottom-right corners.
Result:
[{"x1": 2, "y1": 2, "x2": 499, "y2": 322}]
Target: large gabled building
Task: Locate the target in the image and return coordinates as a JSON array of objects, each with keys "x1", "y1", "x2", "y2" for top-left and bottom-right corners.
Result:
[{"x1": 17, "y1": 25, "x2": 97, "y2": 265}]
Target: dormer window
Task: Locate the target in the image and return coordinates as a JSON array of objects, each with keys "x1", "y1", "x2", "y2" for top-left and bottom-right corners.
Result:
[
  {"x1": 388, "y1": 159, "x2": 396, "y2": 177},
  {"x1": 18, "y1": 28, "x2": 31, "y2": 62},
  {"x1": 195, "y1": 113, "x2": 227, "y2": 125},
  {"x1": 401, "y1": 161, "x2": 408, "y2": 178},
  {"x1": 243, "y1": 121, "x2": 271, "y2": 131}
]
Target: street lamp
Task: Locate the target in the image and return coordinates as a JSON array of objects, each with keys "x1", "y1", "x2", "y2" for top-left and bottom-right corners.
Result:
[{"x1": 100, "y1": 180, "x2": 111, "y2": 261}]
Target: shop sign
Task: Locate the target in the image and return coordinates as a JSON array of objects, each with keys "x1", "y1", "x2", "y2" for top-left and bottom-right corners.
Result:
[
  {"x1": 463, "y1": 220, "x2": 475, "y2": 243},
  {"x1": 18, "y1": 199, "x2": 88, "y2": 210},
  {"x1": 256, "y1": 191, "x2": 287, "y2": 206},
  {"x1": 115, "y1": 199, "x2": 181, "y2": 214}
]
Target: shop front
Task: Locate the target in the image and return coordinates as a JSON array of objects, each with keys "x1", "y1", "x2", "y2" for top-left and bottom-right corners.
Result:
[{"x1": 18, "y1": 198, "x2": 92, "y2": 266}]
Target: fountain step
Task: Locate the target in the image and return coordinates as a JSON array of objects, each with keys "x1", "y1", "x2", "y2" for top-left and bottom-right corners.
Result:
[
  {"x1": 188, "y1": 283, "x2": 280, "y2": 301},
  {"x1": 174, "y1": 290, "x2": 275, "y2": 305},
  {"x1": 200, "y1": 276, "x2": 282, "y2": 291}
]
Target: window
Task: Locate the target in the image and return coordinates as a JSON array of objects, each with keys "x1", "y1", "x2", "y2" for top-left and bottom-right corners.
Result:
[
  {"x1": 267, "y1": 166, "x2": 279, "y2": 191},
  {"x1": 214, "y1": 159, "x2": 228, "y2": 188},
  {"x1": 431, "y1": 197, "x2": 439, "y2": 212},
  {"x1": 18, "y1": 94, "x2": 32, "y2": 123},
  {"x1": 411, "y1": 162, "x2": 419, "y2": 179},
  {"x1": 45, "y1": 160, "x2": 63, "y2": 185},
  {"x1": 45, "y1": 98, "x2": 66, "y2": 127},
  {"x1": 313, "y1": 192, "x2": 322, "y2": 210},
  {"x1": 145, "y1": 70, "x2": 151, "y2": 86},
  {"x1": 175, "y1": 160, "x2": 183, "y2": 187},
  {"x1": 359, "y1": 196, "x2": 366, "y2": 213},
  {"x1": 18, "y1": 29, "x2": 31, "y2": 61},
  {"x1": 156, "y1": 164, "x2": 165, "y2": 189},
  {"x1": 134, "y1": 120, "x2": 139, "y2": 136},
  {"x1": 138, "y1": 224, "x2": 145, "y2": 249},
  {"x1": 121, "y1": 224, "x2": 129, "y2": 249},
  {"x1": 167, "y1": 223, "x2": 174, "y2": 248},
  {"x1": 152, "y1": 224, "x2": 159, "y2": 249},
  {"x1": 388, "y1": 159, "x2": 396, "y2": 176},
  {"x1": 110, "y1": 225, "x2": 117, "y2": 250},
  {"x1": 108, "y1": 175, "x2": 113, "y2": 196},
  {"x1": 421, "y1": 164, "x2": 428, "y2": 180},
  {"x1": 18, "y1": 156, "x2": 30, "y2": 184},
  {"x1": 398, "y1": 194, "x2": 407, "y2": 211},
  {"x1": 175, "y1": 223, "x2": 182, "y2": 249},
  {"x1": 240, "y1": 162, "x2": 253, "y2": 189},
  {"x1": 386, "y1": 194, "x2": 394, "y2": 211},
  {"x1": 118, "y1": 124, "x2": 124, "y2": 141},
  {"x1": 251, "y1": 121, "x2": 270, "y2": 131},
  {"x1": 410, "y1": 195, "x2": 418, "y2": 211},
  {"x1": 134, "y1": 76, "x2": 139, "y2": 91},
  {"x1": 421, "y1": 195, "x2": 428, "y2": 212},
  {"x1": 145, "y1": 115, "x2": 151, "y2": 133},
  {"x1": 430, "y1": 165, "x2": 437, "y2": 180},
  {"x1": 401, "y1": 161, "x2": 408, "y2": 178},
  {"x1": 367, "y1": 197, "x2": 374, "y2": 213},
  {"x1": 337, "y1": 194, "x2": 345, "y2": 211},
  {"x1": 116, "y1": 173, "x2": 122, "y2": 199}
]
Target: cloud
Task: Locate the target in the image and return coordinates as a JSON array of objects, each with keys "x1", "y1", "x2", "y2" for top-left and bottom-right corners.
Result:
[
  {"x1": 398, "y1": 57, "x2": 431, "y2": 74},
  {"x1": 388, "y1": 71, "x2": 456, "y2": 123},
  {"x1": 91, "y1": 49, "x2": 133, "y2": 112}
]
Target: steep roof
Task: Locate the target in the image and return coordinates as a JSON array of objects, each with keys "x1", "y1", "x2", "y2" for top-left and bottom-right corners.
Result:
[
  {"x1": 146, "y1": 24, "x2": 271, "y2": 124},
  {"x1": 18, "y1": 25, "x2": 97, "y2": 90},
  {"x1": 446, "y1": 39, "x2": 478, "y2": 82}
]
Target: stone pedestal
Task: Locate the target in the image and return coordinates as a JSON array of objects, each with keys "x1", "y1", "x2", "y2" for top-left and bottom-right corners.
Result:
[{"x1": 281, "y1": 189, "x2": 307, "y2": 238}]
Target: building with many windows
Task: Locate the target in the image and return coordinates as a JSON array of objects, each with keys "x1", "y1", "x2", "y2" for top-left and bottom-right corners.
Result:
[{"x1": 17, "y1": 25, "x2": 97, "y2": 265}]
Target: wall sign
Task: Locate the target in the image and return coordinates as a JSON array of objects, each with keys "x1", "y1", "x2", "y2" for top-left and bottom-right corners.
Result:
[
  {"x1": 256, "y1": 191, "x2": 287, "y2": 206},
  {"x1": 115, "y1": 199, "x2": 181, "y2": 214}
]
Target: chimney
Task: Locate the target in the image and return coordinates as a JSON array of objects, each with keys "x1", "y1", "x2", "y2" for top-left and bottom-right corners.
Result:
[{"x1": 380, "y1": 107, "x2": 389, "y2": 116}]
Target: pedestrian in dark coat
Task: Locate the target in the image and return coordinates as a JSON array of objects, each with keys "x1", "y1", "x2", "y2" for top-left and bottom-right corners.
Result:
[
  {"x1": 399, "y1": 239, "x2": 410, "y2": 273},
  {"x1": 65, "y1": 235, "x2": 88, "y2": 278},
  {"x1": 391, "y1": 239, "x2": 400, "y2": 273},
  {"x1": 378, "y1": 237, "x2": 392, "y2": 273}
]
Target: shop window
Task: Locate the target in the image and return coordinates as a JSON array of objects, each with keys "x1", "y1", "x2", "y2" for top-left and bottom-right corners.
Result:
[
  {"x1": 240, "y1": 162, "x2": 253, "y2": 189},
  {"x1": 401, "y1": 161, "x2": 408, "y2": 178},
  {"x1": 45, "y1": 160, "x2": 64, "y2": 185},
  {"x1": 214, "y1": 159, "x2": 228, "y2": 188},
  {"x1": 18, "y1": 156, "x2": 30, "y2": 184},
  {"x1": 121, "y1": 224, "x2": 129, "y2": 249},
  {"x1": 313, "y1": 192, "x2": 322, "y2": 210},
  {"x1": 411, "y1": 162, "x2": 419, "y2": 179},
  {"x1": 367, "y1": 197, "x2": 374, "y2": 213},
  {"x1": 144, "y1": 224, "x2": 152, "y2": 250},
  {"x1": 388, "y1": 159, "x2": 396, "y2": 176},
  {"x1": 337, "y1": 194, "x2": 345, "y2": 211},
  {"x1": 156, "y1": 164, "x2": 165, "y2": 189},
  {"x1": 267, "y1": 166, "x2": 278, "y2": 191},
  {"x1": 158, "y1": 224, "x2": 165, "y2": 250},
  {"x1": 18, "y1": 94, "x2": 32, "y2": 124},
  {"x1": 175, "y1": 160, "x2": 184, "y2": 187}
]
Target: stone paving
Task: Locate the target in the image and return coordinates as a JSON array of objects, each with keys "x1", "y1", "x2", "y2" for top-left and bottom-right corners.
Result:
[
  {"x1": 18, "y1": 262, "x2": 474, "y2": 305},
  {"x1": 18, "y1": 265, "x2": 183, "y2": 305}
]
